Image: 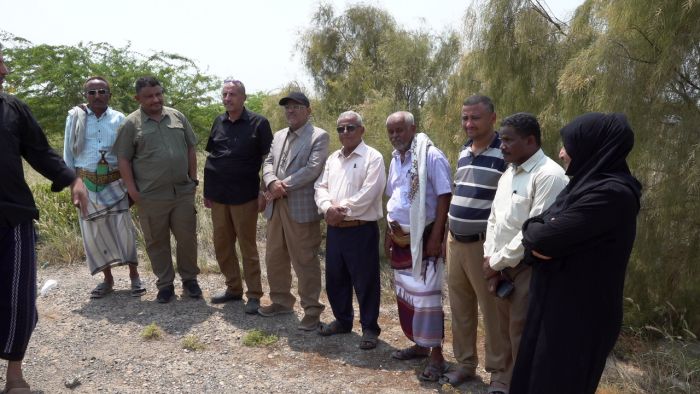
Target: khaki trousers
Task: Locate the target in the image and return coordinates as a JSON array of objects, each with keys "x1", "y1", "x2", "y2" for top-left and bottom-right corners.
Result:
[
  {"x1": 492, "y1": 265, "x2": 532, "y2": 387},
  {"x1": 211, "y1": 199, "x2": 262, "y2": 299},
  {"x1": 265, "y1": 198, "x2": 324, "y2": 316},
  {"x1": 446, "y1": 233, "x2": 505, "y2": 377},
  {"x1": 138, "y1": 192, "x2": 199, "y2": 290}
]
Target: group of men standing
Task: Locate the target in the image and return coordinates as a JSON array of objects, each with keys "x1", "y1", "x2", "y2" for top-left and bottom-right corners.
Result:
[{"x1": 1, "y1": 41, "x2": 570, "y2": 391}]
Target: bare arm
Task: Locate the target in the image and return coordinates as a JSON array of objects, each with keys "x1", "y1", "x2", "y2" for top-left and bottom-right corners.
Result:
[{"x1": 118, "y1": 157, "x2": 140, "y2": 203}]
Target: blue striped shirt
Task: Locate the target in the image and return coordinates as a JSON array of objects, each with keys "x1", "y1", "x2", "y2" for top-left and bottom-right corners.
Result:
[
  {"x1": 63, "y1": 107, "x2": 125, "y2": 171},
  {"x1": 448, "y1": 135, "x2": 506, "y2": 236}
]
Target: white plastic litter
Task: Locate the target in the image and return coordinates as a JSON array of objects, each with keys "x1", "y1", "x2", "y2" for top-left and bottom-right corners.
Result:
[{"x1": 40, "y1": 279, "x2": 58, "y2": 296}]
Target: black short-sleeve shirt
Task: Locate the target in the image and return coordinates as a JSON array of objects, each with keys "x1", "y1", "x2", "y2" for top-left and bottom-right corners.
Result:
[{"x1": 203, "y1": 108, "x2": 273, "y2": 205}]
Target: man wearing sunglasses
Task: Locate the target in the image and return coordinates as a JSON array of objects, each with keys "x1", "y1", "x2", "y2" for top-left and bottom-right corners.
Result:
[
  {"x1": 314, "y1": 111, "x2": 386, "y2": 350},
  {"x1": 63, "y1": 77, "x2": 145, "y2": 299},
  {"x1": 260, "y1": 92, "x2": 329, "y2": 331}
]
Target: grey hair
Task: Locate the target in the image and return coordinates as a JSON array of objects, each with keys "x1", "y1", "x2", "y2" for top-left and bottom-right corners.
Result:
[
  {"x1": 337, "y1": 110, "x2": 363, "y2": 126},
  {"x1": 223, "y1": 77, "x2": 246, "y2": 95},
  {"x1": 386, "y1": 111, "x2": 415, "y2": 126}
]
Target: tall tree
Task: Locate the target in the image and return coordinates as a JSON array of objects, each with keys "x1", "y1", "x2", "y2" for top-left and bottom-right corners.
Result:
[
  {"x1": 299, "y1": 3, "x2": 460, "y2": 126},
  {"x1": 429, "y1": 0, "x2": 700, "y2": 335}
]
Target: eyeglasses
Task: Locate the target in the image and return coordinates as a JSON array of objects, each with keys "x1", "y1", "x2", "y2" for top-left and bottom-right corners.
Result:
[
  {"x1": 85, "y1": 89, "x2": 110, "y2": 96},
  {"x1": 284, "y1": 104, "x2": 306, "y2": 111},
  {"x1": 336, "y1": 124, "x2": 359, "y2": 134}
]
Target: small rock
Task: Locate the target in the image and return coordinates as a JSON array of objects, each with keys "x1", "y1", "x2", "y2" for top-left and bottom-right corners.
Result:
[{"x1": 64, "y1": 377, "x2": 81, "y2": 389}]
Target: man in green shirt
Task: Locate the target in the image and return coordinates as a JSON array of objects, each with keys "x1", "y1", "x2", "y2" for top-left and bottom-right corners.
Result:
[{"x1": 114, "y1": 76, "x2": 200, "y2": 303}]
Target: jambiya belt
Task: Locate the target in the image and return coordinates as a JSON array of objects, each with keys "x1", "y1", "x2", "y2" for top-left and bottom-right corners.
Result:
[{"x1": 77, "y1": 168, "x2": 121, "y2": 185}]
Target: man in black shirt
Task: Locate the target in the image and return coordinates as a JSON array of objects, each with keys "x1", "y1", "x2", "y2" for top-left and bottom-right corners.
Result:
[
  {"x1": 0, "y1": 46, "x2": 87, "y2": 394},
  {"x1": 204, "y1": 79, "x2": 273, "y2": 313}
]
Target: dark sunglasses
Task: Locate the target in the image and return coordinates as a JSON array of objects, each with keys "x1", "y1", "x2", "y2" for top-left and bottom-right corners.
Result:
[
  {"x1": 336, "y1": 124, "x2": 359, "y2": 134},
  {"x1": 85, "y1": 89, "x2": 110, "y2": 96}
]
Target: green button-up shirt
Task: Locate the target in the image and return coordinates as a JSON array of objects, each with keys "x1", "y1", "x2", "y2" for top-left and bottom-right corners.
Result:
[{"x1": 113, "y1": 106, "x2": 197, "y2": 199}]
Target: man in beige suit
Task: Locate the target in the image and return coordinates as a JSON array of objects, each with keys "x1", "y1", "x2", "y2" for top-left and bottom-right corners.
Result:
[{"x1": 259, "y1": 92, "x2": 330, "y2": 331}]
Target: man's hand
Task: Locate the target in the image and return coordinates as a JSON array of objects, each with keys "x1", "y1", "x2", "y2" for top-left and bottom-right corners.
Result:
[
  {"x1": 70, "y1": 177, "x2": 88, "y2": 217},
  {"x1": 324, "y1": 205, "x2": 347, "y2": 227},
  {"x1": 268, "y1": 180, "x2": 288, "y2": 199},
  {"x1": 482, "y1": 256, "x2": 499, "y2": 279},
  {"x1": 127, "y1": 188, "x2": 141, "y2": 205},
  {"x1": 532, "y1": 250, "x2": 552, "y2": 260},
  {"x1": 487, "y1": 276, "x2": 500, "y2": 295},
  {"x1": 204, "y1": 197, "x2": 212, "y2": 209},
  {"x1": 424, "y1": 228, "x2": 443, "y2": 258}
]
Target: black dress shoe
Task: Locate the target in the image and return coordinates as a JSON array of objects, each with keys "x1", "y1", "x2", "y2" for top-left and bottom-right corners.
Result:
[
  {"x1": 156, "y1": 285, "x2": 175, "y2": 303},
  {"x1": 210, "y1": 290, "x2": 242, "y2": 304},
  {"x1": 182, "y1": 280, "x2": 202, "y2": 298}
]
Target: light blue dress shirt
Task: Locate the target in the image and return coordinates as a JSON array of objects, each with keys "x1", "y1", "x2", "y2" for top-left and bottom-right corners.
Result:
[{"x1": 63, "y1": 107, "x2": 125, "y2": 171}]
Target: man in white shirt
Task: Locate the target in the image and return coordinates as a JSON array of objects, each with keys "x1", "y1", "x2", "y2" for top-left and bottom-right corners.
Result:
[
  {"x1": 314, "y1": 111, "x2": 386, "y2": 350},
  {"x1": 482, "y1": 113, "x2": 569, "y2": 393}
]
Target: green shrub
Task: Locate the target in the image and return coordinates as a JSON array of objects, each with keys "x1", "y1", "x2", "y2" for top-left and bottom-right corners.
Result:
[
  {"x1": 242, "y1": 329, "x2": 278, "y2": 347},
  {"x1": 140, "y1": 322, "x2": 164, "y2": 340}
]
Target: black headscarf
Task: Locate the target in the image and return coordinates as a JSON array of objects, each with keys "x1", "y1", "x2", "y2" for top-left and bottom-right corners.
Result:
[{"x1": 550, "y1": 112, "x2": 642, "y2": 213}]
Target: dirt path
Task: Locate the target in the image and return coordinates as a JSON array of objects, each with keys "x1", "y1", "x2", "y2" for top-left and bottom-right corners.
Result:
[{"x1": 2, "y1": 265, "x2": 495, "y2": 393}]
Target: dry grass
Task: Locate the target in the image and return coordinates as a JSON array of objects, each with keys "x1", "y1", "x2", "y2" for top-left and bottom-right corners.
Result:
[
  {"x1": 140, "y1": 322, "x2": 164, "y2": 340},
  {"x1": 598, "y1": 330, "x2": 700, "y2": 393},
  {"x1": 181, "y1": 334, "x2": 206, "y2": 351}
]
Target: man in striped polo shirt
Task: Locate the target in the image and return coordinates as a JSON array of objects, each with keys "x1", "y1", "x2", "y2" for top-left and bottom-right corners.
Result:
[{"x1": 440, "y1": 95, "x2": 508, "y2": 388}]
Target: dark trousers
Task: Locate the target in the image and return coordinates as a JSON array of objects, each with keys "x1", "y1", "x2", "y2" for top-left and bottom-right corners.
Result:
[
  {"x1": 1, "y1": 221, "x2": 37, "y2": 361},
  {"x1": 325, "y1": 221, "x2": 381, "y2": 334}
]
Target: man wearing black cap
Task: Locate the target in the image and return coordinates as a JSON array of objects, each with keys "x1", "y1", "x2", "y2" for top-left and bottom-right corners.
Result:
[{"x1": 259, "y1": 92, "x2": 329, "y2": 331}]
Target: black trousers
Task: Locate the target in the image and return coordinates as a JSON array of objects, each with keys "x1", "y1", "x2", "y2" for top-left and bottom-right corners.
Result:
[
  {"x1": 1, "y1": 221, "x2": 37, "y2": 361},
  {"x1": 325, "y1": 221, "x2": 381, "y2": 334}
]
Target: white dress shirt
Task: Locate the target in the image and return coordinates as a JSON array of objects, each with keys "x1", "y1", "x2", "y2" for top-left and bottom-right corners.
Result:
[
  {"x1": 315, "y1": 141, "x2": 386, "y2": 221},
  {"x1": 484, "y1": 149, "x2": 569, "y2": 271}
]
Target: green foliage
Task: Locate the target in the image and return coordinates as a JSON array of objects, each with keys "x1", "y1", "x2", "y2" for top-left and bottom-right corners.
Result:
[
  {"x1": 429, "y1": 0, "x2": 700, "y2": 336},
  {"x1": 0, "y1": 32, "x2": 221, "y2": 142},
  {"x1": 242, "y1": 329, "x2": 278, "y2": 347},
  {"x1": 30, "y1": 183, "x2": 84, "y2": 265},
  {"x1": 245, "y1": 91, "x2": 266, "y2": 113},
  {"x1": 181, "y1": 334, "x2": 206, "y2": 351},
  {"x1": 141, "y1": 322, "x2": 164, "y2": 340},
  {"x1": 300, "y1": 4, "x2": 460, "y2": 126}
]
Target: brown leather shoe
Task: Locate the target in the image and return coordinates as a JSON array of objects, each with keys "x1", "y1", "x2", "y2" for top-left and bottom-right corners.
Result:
[
  {"x1": 298, "y1": 314, "x2": 320, "y2": 331},
  {"x1": 257, "y1": 303, "x2": 293, "y2": 317}
]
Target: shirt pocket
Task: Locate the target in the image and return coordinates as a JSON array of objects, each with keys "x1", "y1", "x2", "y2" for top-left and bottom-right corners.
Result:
[
  {"x1": 507, "y1": 193, "x2": 532, "y2": 227},
  {"x1": 136, "y1": 126, "x2": 162, "y2": 156}
]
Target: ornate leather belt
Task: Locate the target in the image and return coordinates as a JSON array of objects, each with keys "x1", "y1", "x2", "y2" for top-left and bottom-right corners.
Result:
[
  {"x1": 77, "y1": 168, "x2": 121, "y2": 185},
  {"x1": 332, "y1": 220, "x2": 368, "y2": 228}
]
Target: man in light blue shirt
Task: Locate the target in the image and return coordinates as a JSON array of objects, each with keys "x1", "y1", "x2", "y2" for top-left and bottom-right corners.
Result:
[{"x1": 63, "y1": 76, "x2": 144, "y2": 298}]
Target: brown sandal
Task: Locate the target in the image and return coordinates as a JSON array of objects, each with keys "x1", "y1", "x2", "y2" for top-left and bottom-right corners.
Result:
[
  {"x1": 359, "y1": 331, "x2": 379, "y2": 350},
  {"x1": 418, "y1": 362, "x2": 448, "y2": 382}
]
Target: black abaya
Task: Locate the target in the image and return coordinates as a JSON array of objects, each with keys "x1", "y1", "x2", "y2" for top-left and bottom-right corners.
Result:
[{"x1": 510, "y1": 113, "x2": 642, "y2": 394}]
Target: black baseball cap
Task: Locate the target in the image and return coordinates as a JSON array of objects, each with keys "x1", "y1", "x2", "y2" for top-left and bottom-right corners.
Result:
[{"x1": 279, "y1": 92, "x2": 310, "y2": 107}]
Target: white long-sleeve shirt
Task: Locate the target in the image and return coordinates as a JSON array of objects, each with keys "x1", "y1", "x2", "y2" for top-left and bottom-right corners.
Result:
[
  {"x1": 484, "y1": 149, "x2": 569, "y2": 271},
  {"x1": 315, "y1": 141, "x2": 386, "y2": 221}
]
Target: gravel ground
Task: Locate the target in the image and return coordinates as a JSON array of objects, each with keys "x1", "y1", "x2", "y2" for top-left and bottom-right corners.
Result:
[{"x1": 0, "y1": 264, "x2": 496, "y2": 394}]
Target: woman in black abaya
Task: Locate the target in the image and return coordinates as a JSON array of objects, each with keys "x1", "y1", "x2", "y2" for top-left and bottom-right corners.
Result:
[{"x1": 510, "y1": 113, "x2": 642, "y2": 394}]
